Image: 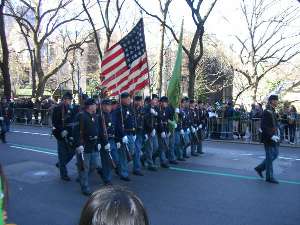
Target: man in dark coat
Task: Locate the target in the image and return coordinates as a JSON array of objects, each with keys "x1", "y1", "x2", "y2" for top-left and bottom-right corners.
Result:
[{"x1": 254, "y1": 95, "x2": 280, "y2": 184}]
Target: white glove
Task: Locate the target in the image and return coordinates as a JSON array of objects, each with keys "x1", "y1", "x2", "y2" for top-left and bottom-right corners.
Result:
[
  {"x1": 180, "y1": 129, "x2": 184, "y2": 135},
  {"x1": 150, "y1": 108, "x2": 158, "y2": 116},
  {"x1": 168, "y1": 132, "x2": 171, "y2": 137},
  {"x1": 116, "y1": 142, "x2": 121, "y2": 149},
  {"x1": 97, "y1": 144, "x2": 101, "y2": 151},
  {"x1": 61, "y1": 130, "x2": 68, "y2": 138},
  {"x1": 174, "y1": 123, "x2": 177, "y2": 128},
  {"x1": 133, "y1": 135, "x2": 137, "y2": 142},
  {"x1": 198, "y1": 124, "x2": 203, "y2": 129},
  {"x1": 271, "y1": 135, "x2": 280, "y2": 143},
  {"x1": 122, "y1": 136, "x2": 129, "y2": 144},
  {"x1": 0, "y1": 117, "x2": 4, "y2": 121},
  {"x1": 187, "y1": 128, "x2": 190, "y2": 134},
  {"x1": 191, "y1": 127, "x2": 196, "y2": 133},
  {"x1": 76, "y1": 146, "x2": 84, "y2": 154},
  {"x1": 144, "y1": 134, "x2": 149, "y2": 141},
  {"x1": 175, "y1": 108, "x2": 180, "y2": 114},
  {"x1": 151, "y1": 129, "x2": 156, "y2": 137},
  {"x1": 161, "y1": 132, "x2": 166, "y2": 139},
  {"x1": 104, "y1": 143, "x2": 110, "y2": 150}
]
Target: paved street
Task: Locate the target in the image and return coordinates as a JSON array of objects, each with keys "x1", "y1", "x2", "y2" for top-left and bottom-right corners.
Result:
[{"x1": 1, "y1": 125, "x2": 300, "y2": 225}]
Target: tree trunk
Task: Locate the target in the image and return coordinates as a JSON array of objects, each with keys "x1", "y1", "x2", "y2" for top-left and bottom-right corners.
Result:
[
  {"x1": 31, "y1": 49, "x2": 36, "y2": 97},
  {"x1": 252, "y1": 83, "x2": 258, "y2": 102},
  {"x1": 188, "y1": 60, "x2": 197, "y2": 98},
  {"x1": 0, "y1": 0, "x2": 11, "y2": 99},
  {"x1": 157, "y1": 15, "x2": 167, "y2": 96},
  {"x1": 34, "y1": 41, "x2": 46, "y2": 98}
]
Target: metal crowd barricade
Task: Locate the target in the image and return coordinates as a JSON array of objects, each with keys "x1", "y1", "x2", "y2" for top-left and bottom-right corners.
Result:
[
  {"x1": 12, "y1": 108, "x2": 53, "y2": 127},
  {"x1": 206, "y1": 116, "x2": 300, "y2": 146}
]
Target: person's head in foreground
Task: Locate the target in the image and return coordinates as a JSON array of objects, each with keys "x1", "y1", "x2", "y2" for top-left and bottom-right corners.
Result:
[{"x1": 79, "y1": 186, "x2": 150, "y2": 225}]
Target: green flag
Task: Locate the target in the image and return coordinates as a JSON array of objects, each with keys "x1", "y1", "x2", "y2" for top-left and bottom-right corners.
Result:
[{"x1": 167, "y1": 21, "x2": 183, "y2": 109}]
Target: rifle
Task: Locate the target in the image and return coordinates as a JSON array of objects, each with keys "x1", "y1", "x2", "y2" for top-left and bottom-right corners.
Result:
[
  {"x1": 122, "y1": 142, "x2": 133, "y2": 162},
  {"x1": 180, "y1": 131, "x2": 188, "y2": 149},
  {"x1": 77, "y1": 113, "x2": 85, "y2": 172},
  {"x1": 191, "y1": 127, "x2": 200, "y2": 145}
]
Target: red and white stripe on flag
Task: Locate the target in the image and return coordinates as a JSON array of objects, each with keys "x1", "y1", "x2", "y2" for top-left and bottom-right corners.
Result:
[{"x1": 100, "y1": 20, "x2": 149, "y2": 96}]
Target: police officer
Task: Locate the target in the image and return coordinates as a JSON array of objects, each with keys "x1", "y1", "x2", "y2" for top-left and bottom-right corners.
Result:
[
  {"x1": 73, "y1": 98, "x2": 101, "y2": 195},
  {"x1": 143, "y1": 94, "x2": 160, "y2": 171},
  {"x1": 97, "y1": 98, "x2": 117, "y2": 185},
  {"x1": 255, "y1": 95, "x2": 280, "y2": 184},
  {"x1": 52, "y1": 92, "x2": 76, "y2": 181},
  {"x1": 132, "y1": 96, "x2": 145, "y2": 176},
  {"x1": 112, "y1": 92, "x2": 135, "y2": 181}
]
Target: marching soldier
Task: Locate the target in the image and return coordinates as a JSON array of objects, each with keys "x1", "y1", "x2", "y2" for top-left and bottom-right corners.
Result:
[
  {"x1": 97, "y1": 98, "x2": 118, "y2": 185},
  {"x1": 143, "y1": 94, "x2": 160, "y2": 171},
  {"x1": 197, "y1": 101, "x2": 207, "y2": 154},
  {"x1": 52, "y1": 92, "x2": 76, "y2": 181},
  {"x1": 111, "y1": 98, "x2": 118, "y2": 111},
  {"x1": 165, "y1": 101, "x2": 178, "y2": 165},
  {"x1": 181, "y1": 97, "x2": 192, "y2": 158},
  {"x1": 189, "y1": 99, "x2": 200, "y2": 157},
  {"x1": 255, "y1": 95, "x2": 280, "y2": 184},
  {"x1": 112, "y1": 92, "x2": 135, "y2": 181},
  {"x1": 132, "y1": 96, "x2": 145, "y2": 176},
  {"x1": 155, "y1": 96, "x2": 171, "y2": 168},
  {"x1": 73, "y1": 98, "x2": 101, "y2": 195}
]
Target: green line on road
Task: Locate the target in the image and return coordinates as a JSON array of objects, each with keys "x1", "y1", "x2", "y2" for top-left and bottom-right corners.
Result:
[
  {"x1": 170, "y1": 167, "x2": 300, "y2": 185},
  {"x1": 9, "y1": 143, "x2": 57, "y2": 155},
  {"x1": 7, "y1": 143, "x2": 300, "y2": 185}
]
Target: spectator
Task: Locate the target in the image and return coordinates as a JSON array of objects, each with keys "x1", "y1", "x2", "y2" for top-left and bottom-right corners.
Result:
[
  {"x1": 79, "y1": 186, "x2": 149, "y2": 225},
  {"x1": 288, "y1": 105, "x2": 297, "y2": 144}
]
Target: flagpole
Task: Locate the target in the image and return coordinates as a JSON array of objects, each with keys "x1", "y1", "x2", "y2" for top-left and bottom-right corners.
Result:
[{"x1": 139, "y1": 12, "x2": 152, "y2": 97}]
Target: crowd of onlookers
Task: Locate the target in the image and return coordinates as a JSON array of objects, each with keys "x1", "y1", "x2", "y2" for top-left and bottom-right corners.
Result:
[
  {"x1": 3, "y1": 97, "x2": 299, "y2": 145},
  {"x1": 205, "y1": 101, "x2": 299, "y2": 145}
]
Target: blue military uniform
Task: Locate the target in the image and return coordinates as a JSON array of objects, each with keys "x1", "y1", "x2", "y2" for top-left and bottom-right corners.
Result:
[
  {"x1": 52, "y1": 92, "x2": 76, "y2": 181},
  {"x1": 97, "y1": 99, "x2": 118, "y2": 185},
  {"x1": 181, "y1": 106, "x2": 192, "y2": 158},
  {"x1": 143, "y1": 101, "x2": 159, "y2": 171},
  {"x1": 132, "y1": 96, "x2": 145, "y2": 176},
  {"x1": 73, "y1": 98, "x2": 101, "y2": 195},
  {"x1": 112, "y1": 93, "x2": 135, "y2": 181},
  {"x1": 155, "y1": 96, "x2": 172, "y2": 168},
  {"x1": 189, "y1": 101, "x2": 201, "y2": 156}
]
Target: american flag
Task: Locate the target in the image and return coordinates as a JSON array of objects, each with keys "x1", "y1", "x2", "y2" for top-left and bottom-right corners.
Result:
[{"x1": 100, "y1": 19, "x2": 149, "y2": 96}]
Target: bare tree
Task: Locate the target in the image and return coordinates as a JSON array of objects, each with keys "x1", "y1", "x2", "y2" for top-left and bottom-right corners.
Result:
[
  {"x1": 0, "y1": 0, "x2": 11, "y2": 99},
  {"x1": 82, "y1": 0, "x2": 126, "y2": 59},
  {"x1": 155, "y1": 0, "x2": 173, "y2": 96},
  {"x1": 134, "y1": 0, "x2": 218, "y2": 98},
  {"x1": 231, "y1": 0, "x2": 300, "y2": 102},
  {"x1": 5, "y1": 0, "x2": 90, "y2": 98}
]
